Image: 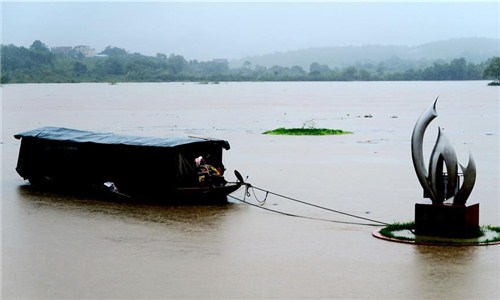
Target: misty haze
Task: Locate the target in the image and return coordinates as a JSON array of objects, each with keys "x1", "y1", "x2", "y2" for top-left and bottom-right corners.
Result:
[
  {"x1": 2, "y1": 2, "x2": 499, "y2": 84},
  {"x1": 2, "y1": 2, "x2": 499, "y2": 60}
]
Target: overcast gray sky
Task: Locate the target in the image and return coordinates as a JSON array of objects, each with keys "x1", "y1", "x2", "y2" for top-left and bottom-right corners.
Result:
[{"x1": 2, "y1": 1, "x2": 499, "y2": 60}]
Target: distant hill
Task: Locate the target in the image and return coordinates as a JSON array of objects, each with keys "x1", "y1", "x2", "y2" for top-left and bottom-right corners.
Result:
[{"x1": 230, "y1": 38, "x2": 499, "y2": 70}]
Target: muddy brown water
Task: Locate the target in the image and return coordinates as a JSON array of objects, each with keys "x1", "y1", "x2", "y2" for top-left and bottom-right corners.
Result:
[{"x1": 2, "y1": 82, "x2": 499, "y2": 299}]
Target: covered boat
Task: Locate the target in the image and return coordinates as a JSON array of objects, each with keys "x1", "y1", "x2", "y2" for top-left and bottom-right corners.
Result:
[{"x1": 14, "y1": 127, "x2": 242, "y2": 203}]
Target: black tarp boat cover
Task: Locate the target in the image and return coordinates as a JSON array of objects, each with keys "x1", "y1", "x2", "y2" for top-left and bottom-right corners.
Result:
[
  {"x1": 14, "y1": 127, "x2": 230, "y2": 150},
  {"x1": 14, "y1": 127, "x2": 234, "y2": 199}
]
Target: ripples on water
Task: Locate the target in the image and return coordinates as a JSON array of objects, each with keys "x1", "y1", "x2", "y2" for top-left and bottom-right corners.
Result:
[{"x1": 17, "y1": 184, "x2": 238, "y2": 230}]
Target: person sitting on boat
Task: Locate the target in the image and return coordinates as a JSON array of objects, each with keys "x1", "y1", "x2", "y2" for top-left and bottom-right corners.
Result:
[
  {"x1": 195, "y1": 155, "x2": 223, "y2": 185},
  {"x1": 196, "y1": 156, "x2": 220, "y2": 175}
]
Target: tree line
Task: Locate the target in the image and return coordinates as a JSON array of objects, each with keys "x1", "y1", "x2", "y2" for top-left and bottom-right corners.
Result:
[{"x1": 1, "y1": 40, "x2": 499, "y2": 84}]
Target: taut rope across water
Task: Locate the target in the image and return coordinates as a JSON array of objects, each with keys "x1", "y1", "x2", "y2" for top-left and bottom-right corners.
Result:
[{"x1": 230, "y1": 182, "x2": 389, "y2": 227}]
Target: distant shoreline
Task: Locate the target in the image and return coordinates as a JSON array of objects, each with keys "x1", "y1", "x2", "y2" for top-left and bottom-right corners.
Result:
[{"x1": 1, "y1": 40, "x2": 498, "y2": 84}]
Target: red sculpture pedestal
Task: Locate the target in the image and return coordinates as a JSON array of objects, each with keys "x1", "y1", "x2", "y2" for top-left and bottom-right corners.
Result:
[{"x1": 415, "y1": 203, "x2": 480, "y2": 238}]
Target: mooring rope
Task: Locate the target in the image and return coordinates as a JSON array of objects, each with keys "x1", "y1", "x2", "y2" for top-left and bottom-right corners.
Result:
[{"x1": 231, "y1": 184, "x2": 389, "y2": 227}]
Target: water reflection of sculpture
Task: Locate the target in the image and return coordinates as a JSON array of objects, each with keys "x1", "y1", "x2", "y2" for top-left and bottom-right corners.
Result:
[{"x1": 411, "y1": 98, "x2": 476, "y2": 205}]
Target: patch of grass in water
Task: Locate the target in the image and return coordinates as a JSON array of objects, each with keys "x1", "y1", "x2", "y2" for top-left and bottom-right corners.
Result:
[{"x1": 263, "y1": 127, "x2": 353, "y2": 136}]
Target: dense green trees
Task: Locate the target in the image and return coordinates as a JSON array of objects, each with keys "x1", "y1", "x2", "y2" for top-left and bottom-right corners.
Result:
[
  {"x1": 0, "y1": 41, "x2": 497, "y2": 84},
  {"x1": 483, "y1": 57, "x2": 500, "y2": 84}
]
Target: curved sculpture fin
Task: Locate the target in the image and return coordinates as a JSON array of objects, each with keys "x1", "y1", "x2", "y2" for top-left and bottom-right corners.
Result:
[
  {"x1": 427, "y1": 127, "x2": 458, "y2": 203},
  {"x1": 411, "y1": 97, "x2": 439, "y2": 200},
  {"x1": 453, "y1": 152, "x2": 477, "y2": 205}
]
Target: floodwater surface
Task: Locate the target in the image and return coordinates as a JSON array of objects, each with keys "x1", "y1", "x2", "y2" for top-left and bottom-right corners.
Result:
[{"x1": 2, "y1": 81, "x2": 499, "y2": 299}]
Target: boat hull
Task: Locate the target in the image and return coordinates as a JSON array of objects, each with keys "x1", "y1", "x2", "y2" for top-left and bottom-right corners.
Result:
[
  {"x1": 14, "y1": 127, "x2": 242, "y2": 204},
  {"x1": 172, "y1": 183, "x2": 242, "y2": 203}
]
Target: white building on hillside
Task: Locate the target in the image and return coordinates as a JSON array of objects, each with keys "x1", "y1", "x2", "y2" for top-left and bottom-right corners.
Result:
[{"x1": 73, "y1": 45, "x2": 96, "y2": 57}]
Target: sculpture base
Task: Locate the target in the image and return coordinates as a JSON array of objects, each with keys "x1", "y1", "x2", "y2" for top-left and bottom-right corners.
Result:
[{"x1": 415, "y1": 203, "x2": 480, "y2": 238}]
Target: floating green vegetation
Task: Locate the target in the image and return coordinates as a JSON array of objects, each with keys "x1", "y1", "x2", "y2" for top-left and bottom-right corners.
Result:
[
  {"x1": 263, "y1": 128, "x2": 352, "y2": 136},
  {"x1": 198, "y1": 81, "x2": 220, "y2": 85},
  {"x1": 378, "y1": 221, "x2": 500, "y2": 245}
]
